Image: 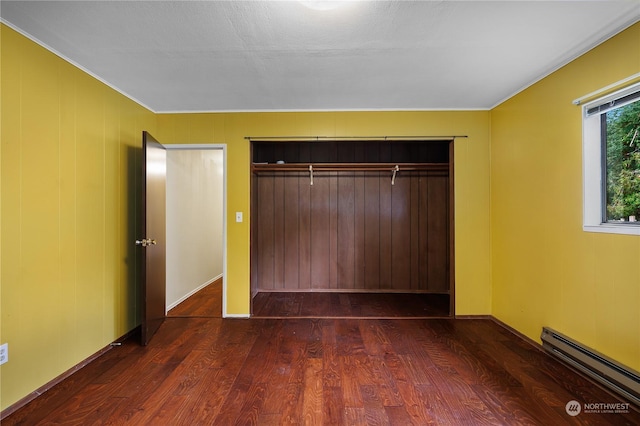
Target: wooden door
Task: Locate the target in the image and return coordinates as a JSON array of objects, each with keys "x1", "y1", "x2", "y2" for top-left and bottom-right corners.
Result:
[{"x1": 138, "y1": 131, "x2": 167, "y2": 345}]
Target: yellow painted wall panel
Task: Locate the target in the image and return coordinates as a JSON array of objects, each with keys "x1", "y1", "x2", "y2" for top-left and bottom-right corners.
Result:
[
  {"x1": 117, "y1": 104, "x2": 136, "y2": 334},
  {"x1": 185, "y1": 114, "x2": 216, "y2": 142},
  {"x1": 0, "y1": 25, "x2": 27, "y2": 405},
  {"x1": 58, "y1": 60, "x2": 80, "y2": 363},
  {"x1": 74, "y1": 72, "x2": 108, "y2": 358},
  {"x1": 11, "y1": 27, "x2": 68, "y2": 395},
  {"x1": 103, "y1": 88, "x2": 122, "y2": 342},
  {"x1": 491, "y1": 23, "x2": 640, "y2": 370},
  {"x1": 20, "y1": 37, "x2": 60, "y2": 289},
  {"x1": 1, "y1": 25, "x2": 156, "y2": 410},
  {"x1": 210, "y1": 114, "x2": 227, "y2": 143}
]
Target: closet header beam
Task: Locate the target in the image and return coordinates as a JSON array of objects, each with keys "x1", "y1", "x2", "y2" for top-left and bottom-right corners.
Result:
[{"x1": 245, "y1": 135, "x2": 467, "y2": 142}]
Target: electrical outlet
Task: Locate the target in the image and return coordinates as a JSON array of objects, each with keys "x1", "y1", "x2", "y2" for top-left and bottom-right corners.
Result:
[
  {"x1": 236, "y1": 212, "x2": 243, "y2": 223},
  {"x1": 0, "y1": 343, "x2": 7, "y2": 365}
]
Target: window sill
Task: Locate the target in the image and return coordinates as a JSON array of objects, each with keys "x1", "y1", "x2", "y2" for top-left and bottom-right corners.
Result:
[{"x1": 583, "y1": 223, "x2": 640, "y2": 236}]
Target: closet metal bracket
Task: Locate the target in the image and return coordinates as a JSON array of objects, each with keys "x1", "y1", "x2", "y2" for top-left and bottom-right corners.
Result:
[
  {"x1": 309, "y1": 164, "x2": 314, "y2": 186},
  {"x1": 391, "y1": 165, "x2": 399, "y2": 185}
]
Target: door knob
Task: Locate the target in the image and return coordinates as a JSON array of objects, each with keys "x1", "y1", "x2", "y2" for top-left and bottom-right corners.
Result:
[{"x1": 135, "y1": 238, "x2": 157, "y2": 247}]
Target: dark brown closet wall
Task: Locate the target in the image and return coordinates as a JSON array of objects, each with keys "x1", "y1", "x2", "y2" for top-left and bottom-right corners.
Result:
[{"x1": 251, "y1": 141, "x2": 452, "y2": 294}]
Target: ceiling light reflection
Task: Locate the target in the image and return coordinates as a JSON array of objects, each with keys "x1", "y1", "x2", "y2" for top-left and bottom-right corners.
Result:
[{"x1": 299, "y1": 1, "x2": 351, "y2": 11}]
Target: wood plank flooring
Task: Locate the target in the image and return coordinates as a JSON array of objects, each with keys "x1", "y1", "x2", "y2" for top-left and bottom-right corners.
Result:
[
  {"x1": 4, "y1": 286, "x2": 639, "y2": 425},
  {"x1": 168, "y1": 278, "x2": 222, "y2": 318},
  {"x1": 252, "y1": 292, "x2": 450, "y2": 318}
]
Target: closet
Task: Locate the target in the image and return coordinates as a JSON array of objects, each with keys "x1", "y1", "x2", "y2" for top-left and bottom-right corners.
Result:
[{"x1": 250, "y1": 138, "x2": 454, "y2": 315}]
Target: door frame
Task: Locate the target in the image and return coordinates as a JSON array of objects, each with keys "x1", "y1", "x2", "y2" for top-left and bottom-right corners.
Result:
[{"x1": 164, "y1": 144, "x2": 229, "y2": 317}]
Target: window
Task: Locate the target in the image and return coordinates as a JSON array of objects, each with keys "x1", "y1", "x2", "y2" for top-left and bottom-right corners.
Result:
[{"x1": 583, "y1": 81, "x2": 640, "y2": 235}]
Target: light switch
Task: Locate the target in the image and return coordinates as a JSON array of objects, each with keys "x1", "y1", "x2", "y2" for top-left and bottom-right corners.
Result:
[{"x1": 236, "y1": 212, "x2": 243, "y2": 223}]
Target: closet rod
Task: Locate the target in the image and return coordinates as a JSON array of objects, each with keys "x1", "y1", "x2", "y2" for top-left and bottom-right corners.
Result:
[
  {"x1": 245, "y1": 135, "x2": 467, "y2": 142},
  {"x1": 252, "y1": 162, "x2": 448, "y2": 172}
]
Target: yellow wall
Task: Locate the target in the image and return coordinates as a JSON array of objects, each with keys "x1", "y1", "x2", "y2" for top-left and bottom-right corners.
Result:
[
  {"x1": 1, "y1": 25, "x2": 156, "y2": 410},
  {"x1": 491, "y1": 22, "x2": 640, "y2": 371},
  {"x1": 156, "y1": 111, "x2": 493, "y2": 317}
]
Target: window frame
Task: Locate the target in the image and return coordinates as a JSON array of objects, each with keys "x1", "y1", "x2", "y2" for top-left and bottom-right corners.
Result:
[{"x1": 582, "y1": 81, "x2": 640, "y2": 236}]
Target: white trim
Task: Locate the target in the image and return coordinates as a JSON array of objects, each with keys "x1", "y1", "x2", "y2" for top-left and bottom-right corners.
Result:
[
  {"x1": 156, "y1": 107, "x2": 490, "y2": 114},
  {"x1": 583, "y1": 224, "x2": 640, "y2": 236},
  {"x1": 582, "y1": 112, "x2": 602, "y2": 227},
  {"x1": 222, "y1": 314, "x2": 250, "y2": 319},
  {"x1": 164, "y1": 144, "x2": 225, "y2": 150},
  {"x1": 222, "y1": 146, "x2": 229, "y2": 318},
  {"x1": 163, "y1": 144, "x2": 231, "y2": 316},
  {"x1": 166, "y1": 274, "x2": 223, "y2": 312}
]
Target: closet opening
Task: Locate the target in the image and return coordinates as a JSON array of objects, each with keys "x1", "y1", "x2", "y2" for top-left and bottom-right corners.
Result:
[{"x1": 250, "y1": 139, "x2": 454, "y2": 318}]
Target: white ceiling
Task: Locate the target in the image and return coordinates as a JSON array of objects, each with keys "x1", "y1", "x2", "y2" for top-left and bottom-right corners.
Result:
[{"x1": 2, "y1": 1, "x2": 639, "y2": 112}]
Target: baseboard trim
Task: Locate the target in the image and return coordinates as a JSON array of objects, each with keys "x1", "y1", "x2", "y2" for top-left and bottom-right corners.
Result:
[
  {"x1": 0, "y1": 326, "x2": 140, "y2": 421},
  {"x1": 223, "y1": 313, "x2": 251, "y2": 319},
  {"x1": 455, "y1": 315, "x2": 556, "y2": 354},
  {"x1": 488, "y1": 316, "x2": 547, "y2": 353},
  {"x1": 454, "y1": 314, "x2": 493, "y2": 320}
]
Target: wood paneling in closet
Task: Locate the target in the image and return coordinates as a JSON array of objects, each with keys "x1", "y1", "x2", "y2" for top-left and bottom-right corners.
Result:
[{"x1": 253, "y1": 169, "x2": 449, "y2": 292}]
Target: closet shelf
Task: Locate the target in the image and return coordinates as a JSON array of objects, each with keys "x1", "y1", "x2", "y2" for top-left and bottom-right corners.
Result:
[{"x1": 252, "y1": 162, "x2": 448, "y2": 173}]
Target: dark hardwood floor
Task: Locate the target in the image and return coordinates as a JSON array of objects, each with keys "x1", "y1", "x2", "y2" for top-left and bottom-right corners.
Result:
[
  {"x1": 252, "y1": 292, "x2": 450, "y2": 318},
  {"x1": 4, "y1": 285, "x2": 638, "y2": 425},
  {"x1": 168, "y1": 278, "x2": 222, "y2": 318}
]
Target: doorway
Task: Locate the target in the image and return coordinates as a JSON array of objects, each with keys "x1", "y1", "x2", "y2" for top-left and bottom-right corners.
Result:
[{"x1": 164, "y1": 145, "x2": 227, "y2": 317}]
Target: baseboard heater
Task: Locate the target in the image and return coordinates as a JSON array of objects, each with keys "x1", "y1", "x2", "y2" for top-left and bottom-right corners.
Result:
[{"x1": 541, "y1": 327, "x2": 640, "y2": 407}]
